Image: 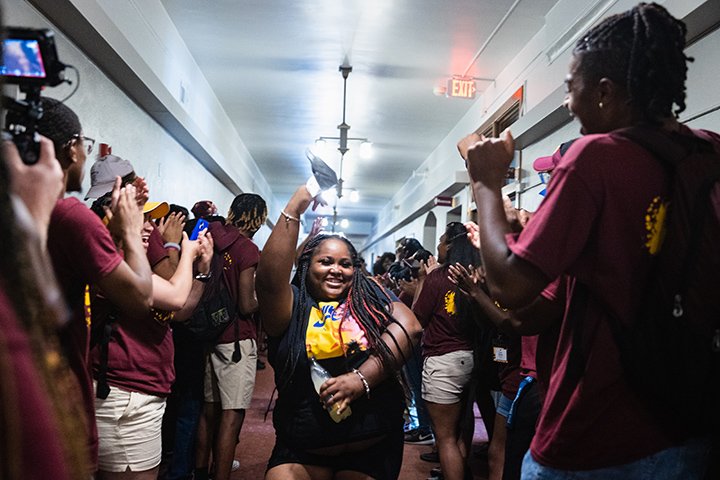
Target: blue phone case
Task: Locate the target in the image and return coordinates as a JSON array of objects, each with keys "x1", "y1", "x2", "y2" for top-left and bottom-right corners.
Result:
[{"x1": 190, "y1": 218, "x2": 209, "y2": 240}]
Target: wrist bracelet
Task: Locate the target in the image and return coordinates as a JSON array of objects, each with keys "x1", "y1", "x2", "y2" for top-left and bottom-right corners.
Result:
[
  {"x1": 352, "y1": 368, "x2": 371, "y2": 399},
  {"x1": 281, "y1": 210, "x2": 299, "y2": 223},
  {"x1": 164, "y1": 242, "x2": 181, "y2": 251},
  {"x1": 194, "y1": 271, "x2": 212, "y2": 283}
]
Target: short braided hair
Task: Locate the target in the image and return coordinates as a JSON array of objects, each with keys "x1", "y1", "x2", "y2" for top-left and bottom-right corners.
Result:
[
  {"x1": 226, "y1": 193, "x2": 267, "y2": 234},
  {"x1": 573, "y1": 2, "x2": 692, "y2": 122}
]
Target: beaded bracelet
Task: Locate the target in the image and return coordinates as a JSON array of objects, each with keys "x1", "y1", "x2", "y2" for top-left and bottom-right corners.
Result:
[
  {"x1": 352, "y1": 368, "x2": 371, "y2": 399},
  {"x1": 281, "y1": 210, "x2": 299, "y2": 223}
]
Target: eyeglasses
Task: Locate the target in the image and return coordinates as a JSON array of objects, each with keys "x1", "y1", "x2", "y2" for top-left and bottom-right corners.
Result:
[{"x1": 66, "y1": 134, "x2": 95, "y2": 155}]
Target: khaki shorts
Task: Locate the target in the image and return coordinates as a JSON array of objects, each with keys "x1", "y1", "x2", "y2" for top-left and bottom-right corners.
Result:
[
  {"x1": 204, "y1": 339, "x2": 257, "y2": 409},
  {"x1": 421, "y1": 350, "x2": 474, "y2": 405},
  {"x1": 94, "y1": 383, "x2": 167, "y2": 472}
]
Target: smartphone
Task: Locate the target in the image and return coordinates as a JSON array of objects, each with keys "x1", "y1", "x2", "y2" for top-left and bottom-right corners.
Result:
[{"x1": 190, "y1": 218, "x2": 209, "y2": 240}]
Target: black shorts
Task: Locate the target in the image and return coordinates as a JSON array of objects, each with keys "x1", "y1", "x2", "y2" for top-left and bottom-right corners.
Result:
[{"x1": 266, "y1": 428, "x2": 404, "y2": 480}]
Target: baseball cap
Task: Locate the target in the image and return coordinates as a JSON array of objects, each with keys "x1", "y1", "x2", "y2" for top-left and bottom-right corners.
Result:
[
  {"x1": 85, "y1": 154, "x2": 135, "y2": 200},
  {"x1": 532, "y1": 139, "x2": 578, "y2": 173},
  {"x1": 191, "y1": 200, "x2": 218, "y2": 219},
  {"x1": 143, "y1": 201, "x2": 170, "y2": 219}
]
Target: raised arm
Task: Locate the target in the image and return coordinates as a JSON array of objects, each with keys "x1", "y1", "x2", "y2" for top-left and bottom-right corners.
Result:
[
  {"x1": 458, "y1": 130, "x2": 549, "y2": 308},
  {"x1": 97, "y1": 182, "x2": 153, "y2": 317},
  {"x1": 256, "y1": 186, "x2": 314, "y2": 336},
  {"x1": 173, "y1": 232, "x2": 213, "y2": 321},
  {"x1": 151, "y1": 232, "x2": 200, "y2": 311}
]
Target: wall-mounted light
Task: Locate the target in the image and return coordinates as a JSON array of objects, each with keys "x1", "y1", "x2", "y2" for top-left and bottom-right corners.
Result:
[
  {"x1": 359, "y1": 141, "x2": 373, "y2": 159},
  {"x1": 340, "y1": 218, "x2": 350, "y2": 229},
  {"x1": 349, "y1": 190, "x2": 359, "y2": 203}
]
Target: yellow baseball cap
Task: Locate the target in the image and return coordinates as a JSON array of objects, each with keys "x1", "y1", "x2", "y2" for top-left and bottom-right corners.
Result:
[{"x1": 143, "y1": 201, "x2": 170, "y2": 219}]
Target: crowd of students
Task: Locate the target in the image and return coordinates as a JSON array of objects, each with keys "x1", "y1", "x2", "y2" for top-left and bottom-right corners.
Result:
[{"x1": 1, "y1": 2, "x2": 718, "y2": 480}]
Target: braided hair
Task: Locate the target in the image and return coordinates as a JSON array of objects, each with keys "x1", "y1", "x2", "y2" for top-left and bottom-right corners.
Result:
[
  {"x1": 226, "y1": 193, "x2": 267, "y2": 234},
  {"x1": 443, "y1": 222, "x2": 482, "y2": 333},
  {"x1": 573, "y1": 2, "x2": 692, "y2": 123},
  {"x1": 278, "y1": 234, "x2": 411, "y2": 391}
]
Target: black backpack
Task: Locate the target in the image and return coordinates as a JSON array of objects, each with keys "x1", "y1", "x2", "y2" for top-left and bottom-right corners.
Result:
[
  {"x1": 184, "y1": 250, "x2": 234, "y2": 339},
  {"x1": 182, "y1": 247, "x2": 243, "y2": 362},
  {"x1": 568, "y1": 126, "x2": 720, "y2": 440}
]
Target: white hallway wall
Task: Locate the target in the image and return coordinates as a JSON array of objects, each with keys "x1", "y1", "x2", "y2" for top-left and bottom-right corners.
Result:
[{"x1": 5, "y1": 0, "x2": 275, "y2": 245}]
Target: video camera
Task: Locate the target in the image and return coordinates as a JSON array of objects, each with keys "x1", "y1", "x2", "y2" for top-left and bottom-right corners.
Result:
[{"x1": 1, "y1": 27, "x2": 67, "y2": 164}]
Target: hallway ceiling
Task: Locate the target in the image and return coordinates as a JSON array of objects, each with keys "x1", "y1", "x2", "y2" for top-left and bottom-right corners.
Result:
[{"x1": 159, "y1": 0, "x2": 559, "y2": 242}]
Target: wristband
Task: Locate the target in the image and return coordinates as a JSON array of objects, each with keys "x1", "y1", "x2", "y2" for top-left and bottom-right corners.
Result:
[
  {"x1": 352, "y1": 368, "x2": 370, "y2": 399},
  {"x1": 164, "y1": 242, "x2": 181, "y2": 251},
  {"x1": 305, "y1": 175, "x2": 322, "y2": 198},
  {"x1": 281, "y1": 210, "x2": 299, "y2": 223}
]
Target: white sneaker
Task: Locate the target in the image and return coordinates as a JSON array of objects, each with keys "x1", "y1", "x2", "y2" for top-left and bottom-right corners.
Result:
[{"x1": 231, "y1": 460, "x2": 240, "y2": 472}]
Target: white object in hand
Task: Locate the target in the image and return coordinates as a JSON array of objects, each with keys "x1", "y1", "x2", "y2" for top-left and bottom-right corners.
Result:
[{"x1": 308, "y1": 355, "x2": 352, "y2": 423}]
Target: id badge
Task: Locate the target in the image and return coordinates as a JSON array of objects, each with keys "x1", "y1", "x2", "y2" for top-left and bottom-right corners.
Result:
[
  {"x1": 492, "y1": 333, "x2": 509, "y2": 364},
  {"x1": 493, "y1": 346, "x2": 508, "y2": 364}
]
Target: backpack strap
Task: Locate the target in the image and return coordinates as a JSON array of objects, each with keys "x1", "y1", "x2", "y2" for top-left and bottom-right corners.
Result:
[
  {"x1": 215, "y1": 238, "x2": 243, "y2": 363},
  {"x1": 95, "y1": 310, "x2": 116, "y2": 400}
]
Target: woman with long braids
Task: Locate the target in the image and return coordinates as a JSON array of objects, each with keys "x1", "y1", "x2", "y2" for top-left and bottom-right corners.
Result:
[
  {"x1": 458, "y1": 3, "x2": 717, "y2": 479},
  {"x1": 412, "y1": 222, "x2": 481, "y2": 480},
  {"x1": 257, "y1": 183, "x2": 422, "y2": 479}
]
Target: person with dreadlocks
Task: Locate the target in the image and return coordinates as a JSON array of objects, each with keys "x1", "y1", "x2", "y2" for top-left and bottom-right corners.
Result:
[
  {"x1": 194, "y1": 193, "x2": 268, "y2": 480},
  {"x1": 257, "y1": 183, "x2": 422, "y2": 479},
  {"x1": 457, "y1": 3, "x2": 718, "y2": 478},
  {"x1": 411, "y1": 222, "x2": 481, "y2": 480}
]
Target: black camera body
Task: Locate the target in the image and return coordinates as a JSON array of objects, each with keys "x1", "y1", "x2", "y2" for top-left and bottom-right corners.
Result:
[
  {"x1": 1, "y1": 27, "x2": 66, "y2": 164},
  {"x1": 387, "y1": 248, "x2": 433, "y2": 282}
]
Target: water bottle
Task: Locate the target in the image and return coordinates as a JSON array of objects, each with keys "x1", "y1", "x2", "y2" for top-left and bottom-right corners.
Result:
[{"x1": 308, "y1": 355, "x2": 352, "y2": 423}]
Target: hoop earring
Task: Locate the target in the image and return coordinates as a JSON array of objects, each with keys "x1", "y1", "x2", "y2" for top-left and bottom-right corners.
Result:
[{"x1": 598, "y1": 102, "x2": 604, "y2": 109}]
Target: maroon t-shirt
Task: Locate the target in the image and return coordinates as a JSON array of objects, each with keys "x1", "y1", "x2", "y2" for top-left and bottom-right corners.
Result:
[
  {"x1": 0, "y1": 287, "x2": 74, "y2": 479},
  {"x1": 413, "y1": 267, "x2": 473, "y2": 358},
  {"x1": 507, "y1": 131, "x2": 720, "y2": 469},
  {"x1": 90, "y1": 299, "x2": 174, "y2": 396},
  {"x1": 209, "y1": 222, "x2": 260, "y2": 344},
  {"x1": 47, "y1": 197, "x2": 123, "y2": 468},
  {"x1": 519, "y1": 276, "x2": 563, "y2": 397},
  {"x1": 147, "y1": 227, "x2": 169, "y2": 267},
  {"x1": 497, "y1": 332, "x2": 521, "y2": 400},
  {"x1": 89, "y1": 225, "x2": 175, "y2": 396}
]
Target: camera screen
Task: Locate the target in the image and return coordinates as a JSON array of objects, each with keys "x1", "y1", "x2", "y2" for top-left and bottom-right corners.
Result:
[{"x1": 1, "y1": 38, "x2": 47, "y2": 79}]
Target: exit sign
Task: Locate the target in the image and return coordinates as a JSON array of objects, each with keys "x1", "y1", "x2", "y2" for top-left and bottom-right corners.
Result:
[{"x1": 447, "y1": 77, "x2": 476, "y2": 99}]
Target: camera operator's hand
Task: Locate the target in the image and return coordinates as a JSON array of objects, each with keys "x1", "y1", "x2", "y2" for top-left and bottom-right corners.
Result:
[{"x1": 4, "y1": 135, "x2": 63, "y2": 242}]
